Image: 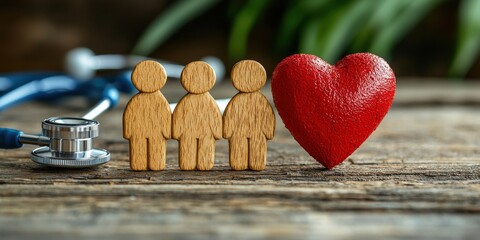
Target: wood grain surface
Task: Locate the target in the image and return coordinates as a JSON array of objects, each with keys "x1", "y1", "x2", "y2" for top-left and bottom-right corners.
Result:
[
  {"x1": 224, "y1": 60, "x2": 275, "y2": 170},
  {"x1": 173, "y1": 61, "x2": 222, "y2": 170},
  {"x1": 0, "y1": 80, "x2": 479, "y2": 240},
  {"x1": 124, "y1": 61, "x2": 171, "y2": 170}
]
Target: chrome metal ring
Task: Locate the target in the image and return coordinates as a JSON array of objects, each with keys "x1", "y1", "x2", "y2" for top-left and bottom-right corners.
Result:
[
  {"x1": 31, "y1": 146, "x2": 110, "y2": 168},
  {"x1": 42, "y1": 117, "x2": 99, "y2": 139}
]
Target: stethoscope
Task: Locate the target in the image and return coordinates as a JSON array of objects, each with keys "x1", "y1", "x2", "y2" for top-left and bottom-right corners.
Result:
[{"x1": 0, "y1": 48, "x2": 229, "y2": 168}]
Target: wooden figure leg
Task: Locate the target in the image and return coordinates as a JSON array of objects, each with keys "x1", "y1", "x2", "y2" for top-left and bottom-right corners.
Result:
[
  {"x1": 148, "y1": 137, "x2": 166, "y2": 170},
  {"x1": 129, "y1": 137, "x2": 148, "y2": 171},
  {"x1": 179, "y1": 137, "x2": 197, "y2": 170},
  {"x1": 249, "y1": 135, "x2": 267, "y2": 171},
  {"x1": 197, "y1": 136, "x2": 215, "y2": 171},
  {"x1": 229, "y1": 137, "x2": 248, "y2": 170}
]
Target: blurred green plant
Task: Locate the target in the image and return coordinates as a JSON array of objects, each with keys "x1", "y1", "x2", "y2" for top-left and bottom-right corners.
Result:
[
  {"x1": 449, "y1": 0, "x2": 480, "y2": 77},
  {"x1": 132, "y1": 0, "x2": 480, "y2": 78},
  {"x1": 131, "y1": 0, "x2": 220, "y2": 56}
]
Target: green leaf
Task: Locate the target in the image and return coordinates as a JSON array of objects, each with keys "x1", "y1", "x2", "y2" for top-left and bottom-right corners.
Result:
[
  {"x1": 277, "y1": 0, "x2": 333, "y2": 52},
  {"x1": 132, "y1": 0, "x2": 220, "y2": 56},
  {"x1": 369, "y1": 0, "x2": 443, "y2": 59},
  {"x1": 299, "y1": 0, "x2": 376, "y2": 63},
  {"x1": 299, "y1": 17, "x2": 322, "y2": 54},
  {"x1": 449, "y1": 0, "x2": 480, "y2": 78},
  {"x1": 315, "y1": 0, "x2": 377, "y2": 62},
  {"x1": 351, "y1": 0, "x2": 411, "y2": 52},
  {"x1": 228, "y1": 0, "x2": 271, "y2": 61}
]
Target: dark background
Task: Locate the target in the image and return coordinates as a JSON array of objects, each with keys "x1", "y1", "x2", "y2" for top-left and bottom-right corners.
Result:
[{"x1": 0, "y1": 0, "x2": 478, "y2": 78}]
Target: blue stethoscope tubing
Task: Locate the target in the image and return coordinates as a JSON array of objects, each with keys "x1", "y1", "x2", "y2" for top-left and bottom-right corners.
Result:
[{"x1": 0, "y1": 71, "x2": 134, "y2": 112}]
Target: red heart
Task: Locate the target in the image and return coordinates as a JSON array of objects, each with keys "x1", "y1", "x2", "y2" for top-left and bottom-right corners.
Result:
[{"x1": 271, "y1": 53, "x2": 396, "y2": 169}]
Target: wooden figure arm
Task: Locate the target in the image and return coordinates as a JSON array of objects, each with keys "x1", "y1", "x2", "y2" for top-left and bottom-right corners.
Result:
[
  {"x1": 171, "y1": 115, "x2": 182, "y2": 139},
  {"x1": 263, "y1": 106, "x2": 276, "y2": 140},
  {"x1": 212, "y1": 107, "x2": 223, "y2": 140},
  {"x1": 222, "y1": 106, "x2": 233, "y2": 139},
  {"x1": 171, "y1": 103, "x2": 184, "y2": 139},
  {"x1": 122, "y1": 105, "x2": 133, "y2": 139},
  {"x1": 123, "y1": 122, "x2": 131, "y2": 139},
  {"x1": 163, "y1": 111, "x2": 172, "y2": 139},
  {"x1": 159, "y1": 99, "x2": 172, "y2": 139}
]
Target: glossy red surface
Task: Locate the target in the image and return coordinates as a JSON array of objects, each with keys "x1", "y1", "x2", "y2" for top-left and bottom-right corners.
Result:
[{"x1": 271, "y1": 53, "x2": 396, "y2": 169}]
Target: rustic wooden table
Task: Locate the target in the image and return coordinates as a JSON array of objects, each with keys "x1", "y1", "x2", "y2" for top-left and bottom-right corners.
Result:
[{"x1": 0, "y1": 80, "x2": 479, "y2": 240}]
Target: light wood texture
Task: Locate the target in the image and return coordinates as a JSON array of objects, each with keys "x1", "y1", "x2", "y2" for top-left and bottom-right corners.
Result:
[
  {"x1": 0, "y1": 80, "x2": 479, "y2": 239},
  {"x1": 172, "y1": 61, "x2": 222, "y2": 170},
  {"x1": 224, "y1": 60, "x2": 275, "y2": 170},
  {"x1": 123, "y1": 60, "x2": 171, "y2": 171},
  {"x1": 231, "y1": 60, "x2": 267, "y2": 92}
]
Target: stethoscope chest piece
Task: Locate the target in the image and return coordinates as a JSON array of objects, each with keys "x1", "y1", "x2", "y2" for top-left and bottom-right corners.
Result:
[{"x1": 30, "y1": 117, "x2": 110, "y2": 168}]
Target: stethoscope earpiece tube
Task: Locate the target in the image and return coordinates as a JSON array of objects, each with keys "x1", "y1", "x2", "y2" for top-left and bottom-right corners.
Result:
[
  {"x1": 82, "y1": 84, "x2": 119, "y2": 119},
  {"x1": 0, "y1": 128, "x2": 23, "y2": 149},
  {"x1": 65, "y1": 47, "x2": 226, "y2": 81},
  {"x1": 0, "y1": 72, "x2": 58, "y2": 94},
  {"x1": 0, "y1": 75, "x2": 78, "y2": 111}
]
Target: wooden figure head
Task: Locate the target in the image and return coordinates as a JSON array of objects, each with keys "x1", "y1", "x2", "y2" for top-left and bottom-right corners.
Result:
[
  {"x1": 181, "y1": 61, "x2": 216, "y2": 94},
  {"x1": 231, "y1": 60, "x2": 267, "y2": 93},
  {"x1": 131, "y1": 60, "x2": 167, "y2": 93}
]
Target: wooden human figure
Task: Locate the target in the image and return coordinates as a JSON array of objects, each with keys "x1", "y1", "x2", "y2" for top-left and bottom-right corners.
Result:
[
  {"x1": 123, "y1": 60, "x2": 172, "y2": 171},
  {"x1": 223, "y1": 60, "x2": 275, "y2": 170},
  {"x1": 172, "y1": 61, "x2": 222, "y2": 170}
]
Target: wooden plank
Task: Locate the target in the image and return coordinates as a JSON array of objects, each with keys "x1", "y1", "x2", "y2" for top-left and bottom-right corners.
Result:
[
  {"x1": 0, "y1": 212, "x2": 478, "y2": 240},
  {"x1": 0, "y1": 81, "x2": 479, "y2": 239},
  {"x1": 395, "y1": 80, "x2": 480, "y2": 105}
]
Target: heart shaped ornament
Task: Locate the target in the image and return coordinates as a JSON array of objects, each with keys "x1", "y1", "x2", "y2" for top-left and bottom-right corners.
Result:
[{"x1": 271, "y1": 53, "x2": 396, "y2": 169}]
